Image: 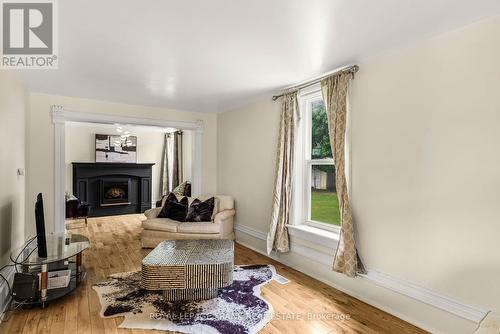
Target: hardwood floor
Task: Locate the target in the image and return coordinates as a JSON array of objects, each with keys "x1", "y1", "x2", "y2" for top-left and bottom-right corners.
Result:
[{"x1": 0, "y1": 214, "x2": 427, "y2": 334}]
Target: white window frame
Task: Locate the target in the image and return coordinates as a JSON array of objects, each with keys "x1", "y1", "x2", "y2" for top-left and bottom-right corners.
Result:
[{"x1": 292, "y1": 84, "x2": 340, "y2": 233}]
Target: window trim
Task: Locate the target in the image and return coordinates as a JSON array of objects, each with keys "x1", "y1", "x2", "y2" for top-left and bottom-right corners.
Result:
[{"x1": 294, "y1": 87, "x2": 341, "y2": 233}]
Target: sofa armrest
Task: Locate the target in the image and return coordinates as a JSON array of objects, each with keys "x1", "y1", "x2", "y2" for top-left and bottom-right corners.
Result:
[
  {"x1": 214, "y1": 209, "x2": 235, "y2": 237},
  {"x1": 144, "y1": 207, "x2": 161, "y2": 219}
]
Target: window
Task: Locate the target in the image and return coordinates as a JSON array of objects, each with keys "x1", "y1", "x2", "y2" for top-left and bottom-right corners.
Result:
[{"x1": 296, "y1": 88, "x2": 340, "y2": 232}]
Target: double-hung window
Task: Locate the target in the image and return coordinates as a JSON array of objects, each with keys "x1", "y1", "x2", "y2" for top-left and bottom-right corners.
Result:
[{"x1": 295, "y1": 87, "x2": 340, "y2": 232}]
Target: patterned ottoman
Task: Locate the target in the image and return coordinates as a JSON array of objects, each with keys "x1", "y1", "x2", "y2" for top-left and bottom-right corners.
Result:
[{"x1": 141, "y1": 239, "x2": 234, "y2": 301}]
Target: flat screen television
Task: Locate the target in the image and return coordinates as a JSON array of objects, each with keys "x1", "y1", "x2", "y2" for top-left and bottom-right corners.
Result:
[{"x1": 35, "y1": 193, "x2": 48, "y2": 258}]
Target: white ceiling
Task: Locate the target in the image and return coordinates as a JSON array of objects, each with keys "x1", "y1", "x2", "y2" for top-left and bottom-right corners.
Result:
[{"x1": 22, "y1": 0, "x2": 500, "y2": 113}]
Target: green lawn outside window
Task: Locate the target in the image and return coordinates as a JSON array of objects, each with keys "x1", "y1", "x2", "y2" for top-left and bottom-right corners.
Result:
[{"x1": 310, "y1": 189, "x2": 340, "y2": 226}]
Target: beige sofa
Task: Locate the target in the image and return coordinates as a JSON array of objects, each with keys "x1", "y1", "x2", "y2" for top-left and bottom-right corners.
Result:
[{"x1": 141, "y1": 194, "x2": 235, "y2": 248}]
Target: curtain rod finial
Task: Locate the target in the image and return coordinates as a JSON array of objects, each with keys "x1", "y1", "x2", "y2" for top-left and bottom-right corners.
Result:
[{"x1": 272, "y1": 64, "x2": 359, "y2": 101}]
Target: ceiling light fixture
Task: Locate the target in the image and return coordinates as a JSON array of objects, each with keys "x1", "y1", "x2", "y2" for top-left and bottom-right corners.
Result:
[{"x1": 114, "y1": 124, "x2": 134, "y2": 147}]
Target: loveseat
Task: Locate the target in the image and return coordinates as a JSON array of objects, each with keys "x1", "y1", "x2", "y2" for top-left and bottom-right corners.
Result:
[{"x1": 140, "y1": 194, "x2": 235, "y2": 248}]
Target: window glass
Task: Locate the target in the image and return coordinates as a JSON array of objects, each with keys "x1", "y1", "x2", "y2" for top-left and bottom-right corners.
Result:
[
  {"x1": 310, "y1": 165, "x2": 339, "y2": 226},
  {"x1": 311, "y1": 100, "x2": 332, "y2": 159}
]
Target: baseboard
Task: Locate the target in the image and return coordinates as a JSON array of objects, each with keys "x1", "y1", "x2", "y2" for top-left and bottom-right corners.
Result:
[
  {"x1": 0, "y1": 266, "x2": 15, "y2": 324},
  {"x1": 234, "y1": 238, "x2": 441, "y2": 333},
  {"x1": 235, "y1": 223, "x2": 267, "y2": 240},
  {"x1": 234, "y1": 223, "x2": 334, "y2": 266},
  {"x1": 360, "y1": 270, "x2": 487, "y2": 323},
  {"x1": 234, "y1": 223, "x2": 488, "y2": 326},
  {"x1": 289, "y1": 242, "x2": 333, "y2": 266}
]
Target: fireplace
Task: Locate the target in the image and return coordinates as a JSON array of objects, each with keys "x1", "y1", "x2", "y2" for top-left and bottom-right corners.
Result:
[
  {"x1": 100, "y1": 178, "x2": 130, "y2": 206},
  {"x1": 72, "y1": 163, "x2": 154, "y2": 217}
]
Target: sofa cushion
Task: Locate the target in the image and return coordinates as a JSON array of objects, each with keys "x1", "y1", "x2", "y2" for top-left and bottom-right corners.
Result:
[
  {"x1": 178, "y1": 222, "x2": 220, "y2": 234},
  {"x1": 158, "y1": 182, "x2": 192, "y2": 207},
  {"x1": 182, "y1": 195, "x2": 233, "y2": 213},
  {"x1": 158, "y1": 193, "x2": 188, "y2": 221},
  {"x1": 185, "y1": 197, "x2": 215, "y2": 222},
  {"x1": 172, "y1": 181, "x2": 188, "y2": 197},
  {"x1": 142, "y1": 218, "x2": 179, "y2": 232}
]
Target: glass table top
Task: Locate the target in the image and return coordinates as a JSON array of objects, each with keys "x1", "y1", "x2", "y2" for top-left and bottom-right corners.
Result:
[{"x1": 10, "y1": 233, "x2": 90, "y2": 265}]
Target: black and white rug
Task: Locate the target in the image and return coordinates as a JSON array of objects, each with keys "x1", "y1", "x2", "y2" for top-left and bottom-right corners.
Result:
[{"x1": 93, "y1": 264, "x2": 280, "y2": 334}]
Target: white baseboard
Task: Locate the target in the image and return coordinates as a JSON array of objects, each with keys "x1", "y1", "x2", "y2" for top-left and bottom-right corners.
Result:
[
  {"x1": 234, "y1": 223, "x2": 488, "y2": 325},
  {"x1": 234, "y1": 237, "x2": 440, "y2": 333},
  {"x1": 235, "y1": 223, "x2": 267, "y2": 240},
  {"x1": 0, "y1": 266, "x2": 15, "y2": 324},
  {"x1": 360, "y1": 270, "x2": 487, "y2": 323},
  {"x1": 289, "y1": 242, "x2": 333, "y2": 266}
]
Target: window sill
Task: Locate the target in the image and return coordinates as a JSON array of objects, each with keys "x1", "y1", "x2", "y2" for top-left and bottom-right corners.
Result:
[
  {"x1": 286, "y1": 224, "x2": 339, "y2": 249},
  {"x1": 304, "y1": 220, "x2": 340, "y2": 233}
]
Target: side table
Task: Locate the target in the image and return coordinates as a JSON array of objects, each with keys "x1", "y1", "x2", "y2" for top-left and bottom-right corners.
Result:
[{"x1": 10, "y1": 233, "x2": 90, "y2": 307}]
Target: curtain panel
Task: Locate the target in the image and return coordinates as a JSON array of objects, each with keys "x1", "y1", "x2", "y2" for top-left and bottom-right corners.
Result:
[
  {"x1": 321, "y1": 72, "x2": 361, "y2": 277},
  {"x1": 160, "y1": 131, "x2": 183, "y2": 197},
  {"x1": 267, "y1": 91, "x2": 299, "y2": 255}
]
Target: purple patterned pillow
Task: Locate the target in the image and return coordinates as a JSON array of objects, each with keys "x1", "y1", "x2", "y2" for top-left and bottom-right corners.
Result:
[{"x1": 185, "y1": 197, "x2": 215, "y2": 222}]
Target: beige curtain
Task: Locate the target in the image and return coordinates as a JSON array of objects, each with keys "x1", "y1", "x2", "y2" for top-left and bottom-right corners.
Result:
[
  {"x1": 171, "y1": 131, "x2": 183, "y2": 188},
  {"x1": 321, "y1": 72, "x2": 359, "y2": 277},
  {"x1": 267, "y1": 91, "x2": 299, "y2": 255},
  {"x1": 160, "y1": 131, "x2": 183, "y2": 196}
]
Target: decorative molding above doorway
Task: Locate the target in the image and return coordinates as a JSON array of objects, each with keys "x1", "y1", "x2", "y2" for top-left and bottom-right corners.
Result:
[{"x1": 51, "y1": 105, "x2": 203, "y2": 232}]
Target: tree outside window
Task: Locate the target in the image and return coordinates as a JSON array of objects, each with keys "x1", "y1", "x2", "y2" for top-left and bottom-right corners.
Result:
[{"x1": 309, "y1": 100, "x2": 340, "y2": 226}]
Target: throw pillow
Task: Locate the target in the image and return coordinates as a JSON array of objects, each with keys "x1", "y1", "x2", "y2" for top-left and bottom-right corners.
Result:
[
  {"x1": 172, "y1": 181, "x2": 188, "y2": 197},
  {"x1": 158, "y1": 193, "x2": 188, "y2": 222},
  {"x1": 185, "y1": 197, "x2": 215, "y2": 222},
  {"x1": 65, "y1": 192, "x2": 78, "y2": 201}
]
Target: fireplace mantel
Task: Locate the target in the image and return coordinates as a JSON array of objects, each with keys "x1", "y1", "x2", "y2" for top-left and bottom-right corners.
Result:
[{"x1": 72, "y1": 162, "x2": 154, "y2": 217}]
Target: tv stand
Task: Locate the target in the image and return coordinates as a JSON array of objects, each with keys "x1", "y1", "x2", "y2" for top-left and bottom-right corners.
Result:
[{"x1": 10, "y1": 233, "x2": 90, "y2": 308}]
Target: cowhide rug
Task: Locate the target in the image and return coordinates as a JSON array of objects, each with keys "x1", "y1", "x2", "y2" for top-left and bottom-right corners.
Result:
[{"x1": 93, "y1": 264, "x2": 279, "y2": 334}]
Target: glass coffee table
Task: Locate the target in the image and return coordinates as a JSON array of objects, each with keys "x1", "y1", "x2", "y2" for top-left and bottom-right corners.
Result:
[{"x1": 10, "y1": 232, "x2": 90, "y2": 307}]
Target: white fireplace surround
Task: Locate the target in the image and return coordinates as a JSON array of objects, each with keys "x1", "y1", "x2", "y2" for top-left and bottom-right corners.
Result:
[{"x1": 51, "y1": 105, "x2": 204, "y2": 233}]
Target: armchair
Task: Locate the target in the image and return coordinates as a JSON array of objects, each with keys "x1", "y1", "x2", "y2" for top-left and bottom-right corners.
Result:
[{"x1": 65, "y1": 197, "x2": 91, "y2": 225}]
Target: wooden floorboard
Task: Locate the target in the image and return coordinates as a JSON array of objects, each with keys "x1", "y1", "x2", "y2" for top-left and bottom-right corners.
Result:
[{"x1": 0, "y1": 214, "x2": 427, "y2": 334}]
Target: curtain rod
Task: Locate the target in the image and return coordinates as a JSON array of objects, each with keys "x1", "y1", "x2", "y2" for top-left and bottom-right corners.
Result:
[{"x1": 272, "y1": 65, "x2": 359, "y2": 101}]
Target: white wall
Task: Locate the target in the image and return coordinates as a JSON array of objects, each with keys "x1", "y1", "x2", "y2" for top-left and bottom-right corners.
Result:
[
  {"x1": 0, "y1": 71, "x2": 27, "y2": 313},
  {"x1": 351, "y1": 13, "x2": 500, "y2": 315},
  {"x1": 217, "y1": 99, "x2": 281, "y2": 233},
  {"x1": 0, "y1": 72, "x2": 27, "y2": 265},
  {"x1": 27, "y1": 93, "x2": 217, "y2": 235},
  {"x1": 217, "y1": 15, "x2": 500, "y2": 334},
  {"x1": 64, "y1": 123, "x2": 193, "y2": 202}
]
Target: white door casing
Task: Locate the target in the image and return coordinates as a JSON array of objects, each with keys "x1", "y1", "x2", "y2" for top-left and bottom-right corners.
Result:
[{"x1": 51, "y1": 105, "x2": 203, "y2": 232}]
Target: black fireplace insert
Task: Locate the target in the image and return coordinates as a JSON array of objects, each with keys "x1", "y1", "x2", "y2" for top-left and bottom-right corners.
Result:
[{"x1": 100, "y1": 178, "x2": 131, "y2": 206}]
